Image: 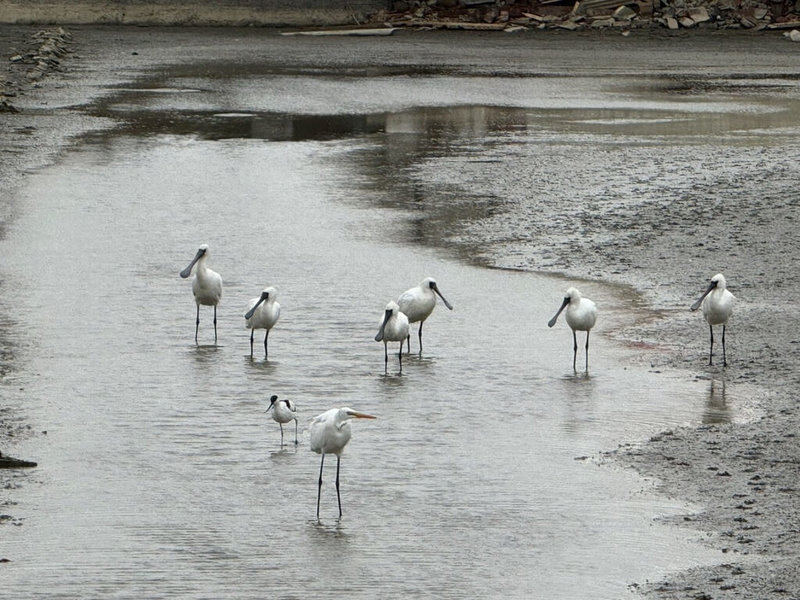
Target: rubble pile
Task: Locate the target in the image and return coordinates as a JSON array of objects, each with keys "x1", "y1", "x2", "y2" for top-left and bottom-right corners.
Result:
[
  {"x1": 377, "y1": 0, "x2": 800, "y2": 33},
  {"x1": 1, "y1": 27, "x2": 72, "y2": 113}
]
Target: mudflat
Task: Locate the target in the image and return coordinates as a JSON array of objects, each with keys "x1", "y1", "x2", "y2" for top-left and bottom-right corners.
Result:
[{"x1": 1, "y1": 24, "x2": 798, "y2": 599}]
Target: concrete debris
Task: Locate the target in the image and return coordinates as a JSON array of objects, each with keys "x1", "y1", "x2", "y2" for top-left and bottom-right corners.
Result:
[{"x1": 381, "y1": 0, "x2": 800, "y2": 33}]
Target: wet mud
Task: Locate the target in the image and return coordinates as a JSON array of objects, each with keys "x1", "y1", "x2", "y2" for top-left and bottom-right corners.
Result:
[{"x1": 0, "y1": 24, "x2": 798, "y2": 599}]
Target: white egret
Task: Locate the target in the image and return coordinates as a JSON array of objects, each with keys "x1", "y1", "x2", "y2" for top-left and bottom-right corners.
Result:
[
  {"x1": 375, "y1": 300, "x2": 409, "y2": 373},
  {"x1": 309, "y1": 407, "x2": 376, "y2": 519},
  {"x1": 690, "y1": 273, "x2": 735, "y2": 366},
  {"x1": 397, "y1": 277, "x2": 453, "y2": 354},
  {"x1": 548, "y1": 286, "x2": 598, "y2": 371},
  {"x1": 266, "y1": 394, "x2": 298, "y2": 445},
  {"x1": 180, "y1": 244, "x2": 223, "y2": 344},
  {"x1": 244, "y1": 286, "x2": 280, "y2": 358}
]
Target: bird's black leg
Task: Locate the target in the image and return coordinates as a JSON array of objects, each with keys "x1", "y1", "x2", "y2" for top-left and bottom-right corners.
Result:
[
  {"x1": 406, "y1": 333, "x2": 411, "y2": 355},
  {"x1": 585, "y1": 330, "x2": 590, "y2": 371},
  {"x1": 572, "y1": 330, "x2": 578, "y2": 372},
  {"x1": 249, "y1": 330, "x2": 254, "y2": 357},
  {"x1": 316, "y1": 454, "x2": 325, "y2": 519},
  {"x1": 195, "y1": 304, "x2": 200, "y2": 344},
  {"x1": 722, "y1": 325, "x2": 727, "y2": 367},
  {"x1": 264, "y1": 330, "x2": 269, "y2": 359},
  {"x1": 213, "y1": 305, "x2": 218, "y2": 344},
  {"x1": 335, "y1": 455, "x2": 343, "y2": 518},
  {"x1": 279, "y1": 422, "x2": 284, "y2": 446},
  {"x1": 398, "y1": 344, "x2": 403, "y2": 374},
  {"x1": 384, "y1": 343, "x2": 389, "y2": 373},
  {"x1": 709, "y1": 324, "x2": 714, "y2": 366},
  {"x1": 418, "y1": 321, "x2": 424, "y2": 355},
  {"x1": 294, "y1": 419, "x2": 299, "y2": 445}
]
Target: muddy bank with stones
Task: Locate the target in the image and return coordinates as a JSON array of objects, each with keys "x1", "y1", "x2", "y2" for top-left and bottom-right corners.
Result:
[{"x1": 1, "y1": 24, "x2": 798, "y2": 599}]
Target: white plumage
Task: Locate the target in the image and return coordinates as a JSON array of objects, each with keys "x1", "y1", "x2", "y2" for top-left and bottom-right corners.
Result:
[
  {"x1": 245, "y1": 286, "x2": 280, "y2": 358},
  {"x1": 397, "y1": 277, "x2": 453, "y2": 354},
  {"x1": 266, "y1": 394, "x2": 298, "y2": 445},
  {"x1": 180, "y1": 244, "x2": 223, "y2": 344},
  {"x1": 690, "y1": 273, "x2": 735, "y2": 366},
  {"x1": 375, "y1": 300, "x2": 410, "y2": 373},
  {"x1": 548, "y1": 286, "x2": 598, "y2": 371},
  {"x1": 309, "y1": 407, "x2": 376, "y2": 519}
]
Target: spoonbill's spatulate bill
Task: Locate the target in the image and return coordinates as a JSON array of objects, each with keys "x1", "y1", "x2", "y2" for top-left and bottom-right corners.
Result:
[
  {"x1": 397, "y1": 277, "x2": 453, "y2": 354},
  {"x1": 266, "y1": 394, "x2": 298, "y2": 446},
  {"x1": 245, "y1": 286, "x2": 280, "y2": 358},
  {"x1": 180, "y1": 244, "x2": 223, "y2": 344},
  {"x1": 375, "y1": 300, "x2": 409, "y2": 373},
  {"x1": 690, "y1": 273, "x2": 735, "y2": 366},
  {"x1": 548, "y1": 286, "x2": 598, "y2": 372},
  {"x1": 309, "y1": 407, "x2": 376, "y2": 519}
]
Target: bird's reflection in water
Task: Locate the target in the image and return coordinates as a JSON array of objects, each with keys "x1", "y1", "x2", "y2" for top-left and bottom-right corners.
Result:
[{"x1": 703, "y1": 377, "x2": 732, "y2": 425}]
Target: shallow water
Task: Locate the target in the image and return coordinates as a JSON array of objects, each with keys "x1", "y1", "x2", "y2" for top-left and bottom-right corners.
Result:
[{"x1": 4, "y1": 41, "x2": 788, "y2": 598}]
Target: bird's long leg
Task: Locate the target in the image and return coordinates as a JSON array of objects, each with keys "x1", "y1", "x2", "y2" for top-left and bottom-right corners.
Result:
[
  {"x1": 708, "y1": 324, "x2": 714, "y2": 366},
  {"x1": 249, "y1": 330, "x2": 254, "y2": 357},
  {"x1": 264, "y1": 329, "x2": 269, "y2": 359},
  {"x1": 335, "y1": 455, "x2": 343, "y2": 518},
  {"x1": 194, "y1": 304, "x2": 200, "y2": 344},
  {"x1": 279, "y1": 422, "x2": 284, "y2": 446},
  {"x1": 293, "y1": 419, "x2": 298, "y2": 445},
  {"x1": 384, "y1": 343, "x2": 389, "y2": 373},
  {"x1": 585, "y1": 330, "x2": 590, "y2": 371},
  {"x1": 572, "y1": 329, "x2": 578, "y2": 372},
  {"x1": 398, "y1": 344, "x2": 403, "y2": 374},
  {"x1": 722, "y1": 325, "x2": 727, "y2": 367},
  {"x1": 316, "y1": 454, "x2": 325, "y2": 519},
  {"x1": 418, "y1": 321, "x2": 424, "y2": 355},
  {"x1": 213, "y1": 305, "x2": 218, "y2": 344},
  {"x1": 406, "y1": 333, "x2": 411, "y2": 355}
]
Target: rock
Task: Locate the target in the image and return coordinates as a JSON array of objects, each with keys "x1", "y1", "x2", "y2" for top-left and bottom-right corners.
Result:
[
  {"x1": 680, "y1": 15, "x2": 696, "y2": 26},
  {"x1": 688, "y1": 6, "x2": 710, "y2": 22},
  {"x1": 614, "y1": 5, "x2": 637, "y2": 19},
  {"x1": 666, "y1": 16, "x2": 680, "y2": 28},
  {"x1": 787, "y1": 29, "x2": 800, "y2": 40}
]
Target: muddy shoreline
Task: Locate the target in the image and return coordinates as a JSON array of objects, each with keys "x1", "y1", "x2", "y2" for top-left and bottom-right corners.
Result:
[{"x1": 1, "y1": 24, "x2": 798, "y2": 599}]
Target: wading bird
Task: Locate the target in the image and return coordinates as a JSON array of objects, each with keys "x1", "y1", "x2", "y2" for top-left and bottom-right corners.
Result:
[
  {"x1": 375, "y1": 301, "x2": 409, "y2": 373},
  {"x1": 397, "y1": 277, "x2": 453, "y2": 354},
  {"x1": 690, "y1": 273, "x2": 735, "y2": 366},
  {"x1": 245, "y1": 286, "x2": 280, "y2": 358},
  {"x1": 266, "y1": 394, "x2": 298, "y2": 446},
  {"x1": 310, "y1": 407, "x2": 376, "y2": 519},
  {"x1": 548, "y1": 286, "x2": 598, "y2": 371},
  {"x1": 180, "y1": 244, "x2": 223, "y2": 344}
]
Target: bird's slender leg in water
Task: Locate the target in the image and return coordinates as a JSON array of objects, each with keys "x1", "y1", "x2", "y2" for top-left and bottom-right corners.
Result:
[
  {"x1": 336, "y1": 455, "x2": 343, "y2": 517},
  {"x1": 572, "y1": 330, "x2": 578, "y2": 372},
  {"x1": 316, "y1": 454, "x2": 325, "y2": 519}
]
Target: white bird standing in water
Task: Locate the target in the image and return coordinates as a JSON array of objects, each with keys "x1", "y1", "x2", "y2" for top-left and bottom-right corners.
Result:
[
  {"x1": 266, "y1": 394, "x2": 298, "y2": 446},
  {"x1": 397, "y1": 277, "x2": 453, "y2": 354},
  {"x1": 180, "y1": 244, "x2": 223, "y2": 344},
  {"x1": 690, "y1": 273, "x2": 735, "y2": 366},
  {"x1": 244, "y1": 286, "x2": 280, "y2": 358},
  {"x1": 548, "y1": 286, "x2": 598, "y2": 371},
  {"x1": 375, "y1": 300, "x2": 409, "y2": 373},
  {"x1": 309, "y1": 407, "x2": 376, "y2": 519}
]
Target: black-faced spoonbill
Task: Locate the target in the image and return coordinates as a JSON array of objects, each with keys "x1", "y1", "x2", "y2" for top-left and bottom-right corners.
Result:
[
  {"x1": 244, "y1": 286, "x2": 280, "y2": 358},
  {"x1": 309, "y1": 407, "x2": 376, "y2": 519},
  {"x1": 180, "y1": 244, "x2": 223, "y2": 344},
  {"x1": 548, "y1": 286, "x2": 598, "y2": 371},
  {"x1": 397, "y1": 277, "x2": 453, "y2": 354},
  {"x1": 375, "y1": 300, "x2": 410, "y2": 373},
  {"x1": 266, "y1": 394, "x2": 298, "y2": 446},
  {"x1": 690, "y1": 273, "x2": 735, "y2": 366}
]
